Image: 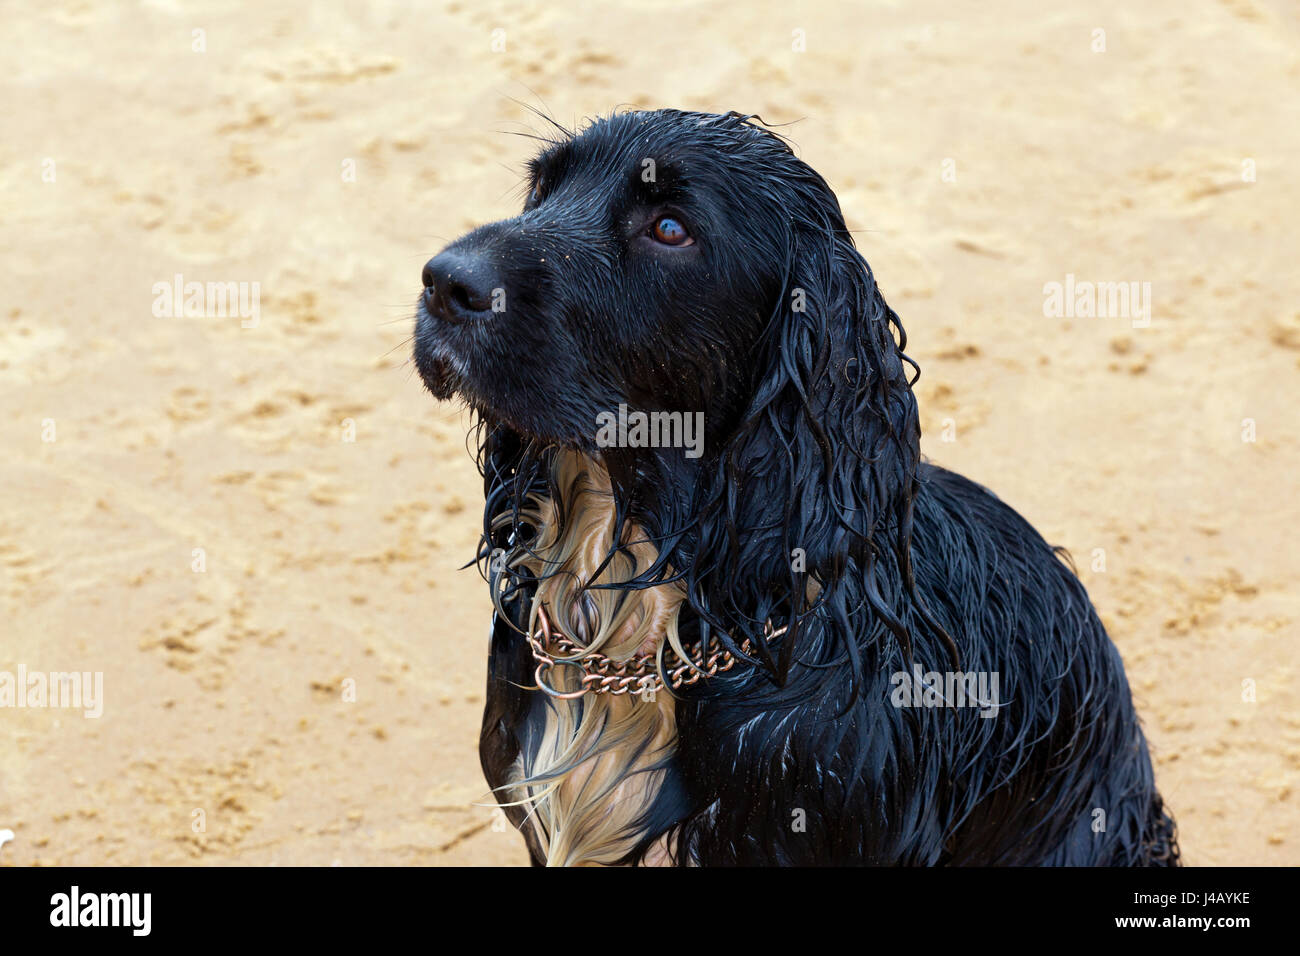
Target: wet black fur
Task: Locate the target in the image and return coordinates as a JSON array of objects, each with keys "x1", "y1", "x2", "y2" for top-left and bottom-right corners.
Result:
[{"x1": 413, "y1": 109, "x2": 1179, "y2": 866}]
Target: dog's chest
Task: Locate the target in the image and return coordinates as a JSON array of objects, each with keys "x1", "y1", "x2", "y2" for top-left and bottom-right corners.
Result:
[{"x1": 505, "y1": 672, "x2": 680, "y2": 865}]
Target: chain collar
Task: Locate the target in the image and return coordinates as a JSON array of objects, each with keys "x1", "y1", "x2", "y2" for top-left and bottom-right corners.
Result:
[{"x1": 527, "y1": 605, "x2": 786, "y2": 699}]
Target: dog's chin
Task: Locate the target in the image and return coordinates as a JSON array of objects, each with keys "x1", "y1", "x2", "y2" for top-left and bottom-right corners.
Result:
[
  {"x1": 417, "y1": 355, "x2": 538, "y2": 435},
  {"x1": 417, "y1": 354, "x2": 460, "y2": 401},
  {"x1": 414, "y1": 339, "x2": 591, "y2": 447},
  {"x1": 455, "y1": 383, "x2": 597, "y2": 452}
]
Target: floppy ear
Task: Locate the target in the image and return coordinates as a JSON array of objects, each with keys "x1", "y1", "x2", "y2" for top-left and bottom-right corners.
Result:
[{"x1": 687, "y1": 211, "x2": 948, "y2": 689}]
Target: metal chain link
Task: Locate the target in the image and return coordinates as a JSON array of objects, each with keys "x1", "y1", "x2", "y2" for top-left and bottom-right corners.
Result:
[{"x1": 528, "y1": 604, "x2": 785, "y2": 698}]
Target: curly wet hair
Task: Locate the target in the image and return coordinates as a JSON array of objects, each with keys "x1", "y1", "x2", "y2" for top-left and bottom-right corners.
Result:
[{"x1": 413, "y1": 108, "x2": 1179, "y2": 866}]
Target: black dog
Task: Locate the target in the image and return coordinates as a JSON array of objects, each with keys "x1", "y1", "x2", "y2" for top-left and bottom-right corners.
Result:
[{"x1": 413, "y1": 109, "x2": 1179, "y2": 866}]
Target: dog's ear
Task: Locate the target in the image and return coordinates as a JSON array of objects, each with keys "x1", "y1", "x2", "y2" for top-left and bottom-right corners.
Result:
[{"x1": 689, "y1": 212, "x2": 938, "y2": 688}]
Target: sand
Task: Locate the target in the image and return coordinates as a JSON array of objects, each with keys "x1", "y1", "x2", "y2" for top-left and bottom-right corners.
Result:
[{"x1": 1, "y1": 0, "x2": 1297, "y2": 866}]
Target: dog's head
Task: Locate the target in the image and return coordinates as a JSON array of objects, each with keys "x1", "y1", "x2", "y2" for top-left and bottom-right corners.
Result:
[
  {"x1": 415, "y1": 109, "x2": 932, "y2": 685},
  {"x1": 417, "y1": 109, "x2": 897, "y2": 443}
]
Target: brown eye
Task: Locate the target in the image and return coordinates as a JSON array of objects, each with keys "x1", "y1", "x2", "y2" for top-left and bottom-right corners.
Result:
[
  {"x1": 528, "y1": 177, "x2": 545, "y2": 208},
  {"x1": 651, "y1": 215, "x2": 692, "y2": 246}
]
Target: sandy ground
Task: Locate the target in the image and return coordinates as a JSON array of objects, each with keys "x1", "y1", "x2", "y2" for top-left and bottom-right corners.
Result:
[{"x1": 1, "y1": 0, "x2": 1298, "y2": 866}]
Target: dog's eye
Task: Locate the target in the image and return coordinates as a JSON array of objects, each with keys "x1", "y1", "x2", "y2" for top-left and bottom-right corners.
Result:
[
  {"x1": 650, "y1": 215, "x2": 693, "y2": 246},
  {"x1": 527, "y1": 177, "x2": 545, "y2": 209}
]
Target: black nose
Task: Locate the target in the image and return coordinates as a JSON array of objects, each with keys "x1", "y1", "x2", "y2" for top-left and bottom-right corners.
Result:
[{"x1": 421, "y1": 250, "x2": 500, "y2": 324}]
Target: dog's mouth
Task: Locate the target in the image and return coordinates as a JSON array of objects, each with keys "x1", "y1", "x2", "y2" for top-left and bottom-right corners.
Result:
[
  {"x1": 413, "y1": 293, "x2": 480, "y2": 402},
  {"x1": 413, "y1": 300, "x2": 550, "y2": 439},
  {"x1": 413, "y1": 291, "x2": 615, "y2": 451},
  {"x1": 413, "y1": 325, "x2": 459, "y2": 401}
]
